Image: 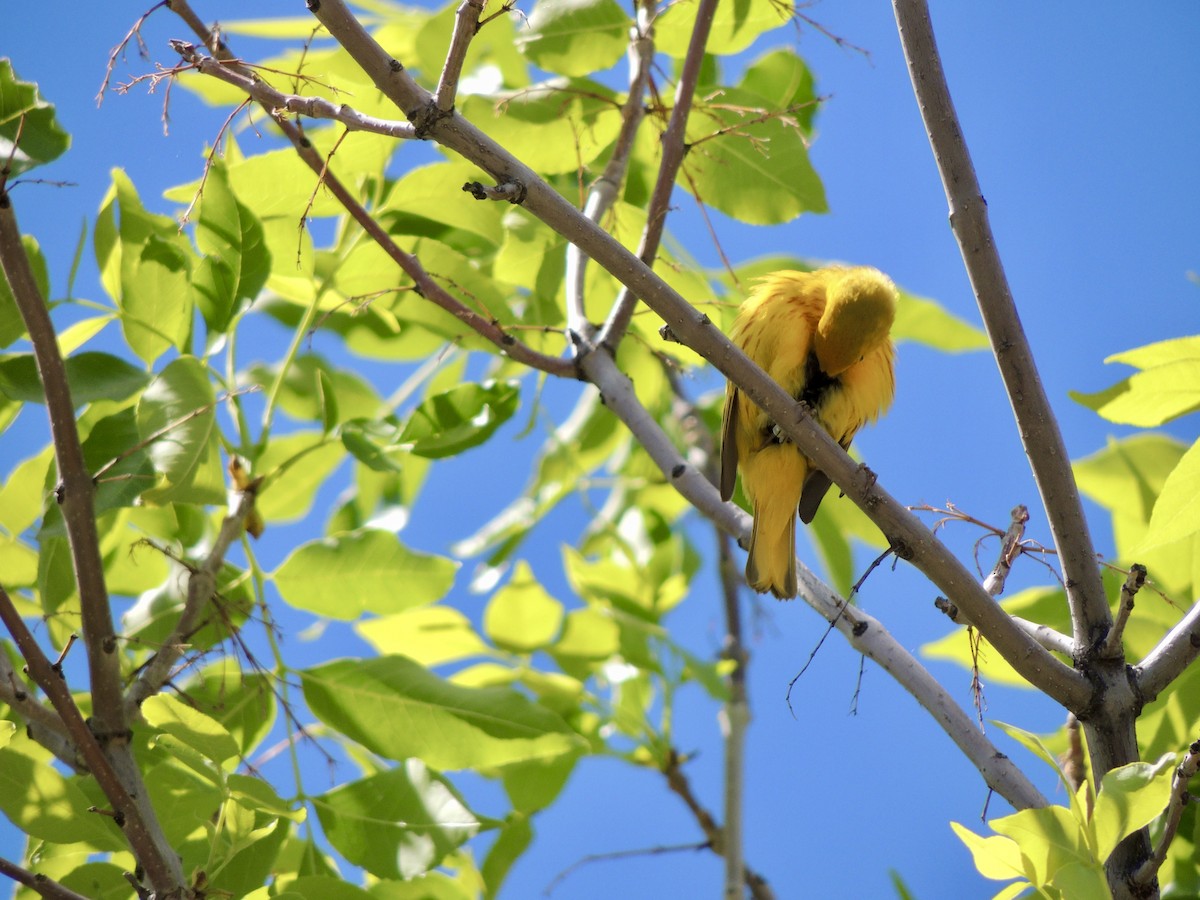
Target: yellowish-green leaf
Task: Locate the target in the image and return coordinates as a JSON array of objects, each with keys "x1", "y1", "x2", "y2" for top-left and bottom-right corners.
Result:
[
  {"x1": 143, "y1": 694, "x2": 241, "y2": 765},
  {"x1": 1139, "y1": 438, "x2": 1200, "y2": 551},
  {"x1": 273, "y1": 528, "x2": 458, "y2": 619},
  {"x1": 357, "y1": 605, "x2": 492, "y2": 666},
  {"x1": 1071, "y1": 360, "x2": 1200, "y2": 426},
  {"x1": 950, "y1": 821, "x2": 1027, "y2": 881},
  {"x1": 1093, "y1": 756, "x2": 1175, "y2": 861},
  {"x1": 893, "y1": 290, "x2": 988, "y2": 352},
  {"x1": 517, "y1": 0, "x2": 629, "y2": 78},
  {"x1": 484, "y1": 561, "x2": 564, "y2": 652},
  {"x1": 302, "y1": 655, "x2": 585, "y2": 768}
]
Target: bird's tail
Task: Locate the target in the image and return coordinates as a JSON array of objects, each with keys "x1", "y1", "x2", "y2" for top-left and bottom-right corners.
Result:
[{"x1": 746, "y1": 496, "x2": 798, "y2": 600}]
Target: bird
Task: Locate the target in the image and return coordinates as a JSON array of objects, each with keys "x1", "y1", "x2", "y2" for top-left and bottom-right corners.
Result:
[{"x1": 719, "y1": 266, "x2": 897, "y2": 599}]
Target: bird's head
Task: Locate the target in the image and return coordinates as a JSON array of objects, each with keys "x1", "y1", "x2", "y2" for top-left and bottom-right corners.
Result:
[{"x1": 813, "y1": 268, "x2": 897, "y2": 376}]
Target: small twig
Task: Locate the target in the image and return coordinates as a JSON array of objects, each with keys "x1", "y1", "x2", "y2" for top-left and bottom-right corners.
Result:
[
  {"x1": 96, "y1": 1, "x2": 166, "y2": 105},
  {"x1": 169, "y1": 41, "x2": 418, "y2": 140},
  {"x1": 124, "y1": 488, "x2": 260, "y2": 714},
  {"x1": 435, "y1": 0, "x2": 487, "y2": 111},
  {"x1": 543, "y1": 841, "x2": 710, "y2": 897},
  {"x1": 662, "y1": 750, "x2": 776, "y2": 900},
  {"x1": 461, "y1": 180, "x2": 526, "y2": 203},
  {"x1": 0, "y1": 855, "x2": 92, "y2": 900},
  {"x1": 981, "y1": 504, "x2": 1029, "y2": 596},
  {"x1": 787, "y1": 545, "x2": 896, "y2": 715},
  {"x1": 598, "y1": 0, "x2": 721, "y2": 348},
  {"x1": 1132, "y1": 737, "x2": 1200, "y2": 888},
  {"x1": 1100, "y1": 564, "x2": 1146, "y2": 659},
  {"x1": 92, "y1": 386, "x2": 261, "y2": 484}
]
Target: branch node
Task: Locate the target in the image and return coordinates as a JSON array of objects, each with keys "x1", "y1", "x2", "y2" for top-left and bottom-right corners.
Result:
[{"x1": 461, "y1": 179, "x2": 525, "y2": 203}]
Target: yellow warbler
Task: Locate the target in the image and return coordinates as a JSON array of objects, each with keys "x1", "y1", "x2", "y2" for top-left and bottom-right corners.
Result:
[{"x1": 720, "y1": 267, "x2": 897, "y2": 599}]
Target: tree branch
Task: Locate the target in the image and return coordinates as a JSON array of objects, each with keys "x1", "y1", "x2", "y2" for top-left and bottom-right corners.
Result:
[
  {"x1": 662, "y1": 751, "x2": 775, "y2": 900},
  {"x1": 0, "y1": 856, "x2": 92, "y2": 900},
  {"x1": 166, "y1": 39, "x2": 574, "y2": 379},
  {"x1": 1132, "y1": 737, "x2": 1200, "y2": 889},
  {"x1": 0, "y1": 647, "x2": 83, "y2": 770},
  {"x1": 598, "y1": 0, "x2": 719, "y2": 348},
  {"x1": 123, "y1": 488, "x2": 257, "y2": 715},
  {"x1": 434, "y1": 0, "x2": 486, "y2": 112},
  {"x1": 0, "y1": 178, "x2": 128, "y2": 756},
  {"x1": 0, "y1": 184, "x2": 186, "y2": 896},
  {"x1": 1100, "y1": 564, "x2": 1145, "y2": 659},
  {"x1": 0, "y1": 586, "x2": 186, "y2": 895},
  {"x1": 890, "y1": 0, "x2": 1108, "y2": 648},
  {"x1": 1134, "y1": 599, "x2": 1200, "y2": 704},
  {"x1": 304, "y1": 0, "x2": 1092, "y2": 712},
  {"x1": 564, "y1": 0, "x2": 655, "y2": 337}
]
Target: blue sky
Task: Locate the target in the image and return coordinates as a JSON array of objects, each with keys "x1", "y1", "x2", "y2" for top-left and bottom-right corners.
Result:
[{"x1": 3, "y1": 2, "x2": 1199, "y2": 899}]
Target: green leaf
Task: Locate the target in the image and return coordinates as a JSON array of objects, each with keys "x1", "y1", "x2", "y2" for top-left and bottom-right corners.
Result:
[
  {"x1": 302, "y1": 655, "x2": 584, "y2": 769},
  {"x1": 482, "y1": 815, "x2": 533, "y2": 897},
  {"x1": 357, "y1": 605, "x2": 492, "y2": 666},
  {"x1": 135, "y1": 355, "x2": 224, "y2": 504},
  {"x1": 195, "y1": 162, "x2": 271, "y2": 324},
  {"x1": 0, "y1": 720, "x2": 15, "y2": 749},
  {"x1": 399, "y1": 380, "x2": 520, "y2": 459},
  {"x1": 683, "y1": 85, "x2": 826, "y2": 225},
  {"x1": 314, "y1": 760, "x2": 481, "y2": 880},
  {"x1": 0, "y1": 59, "x2": 71, "y2": 175},
  {"x1": 517, "y1": 0, "x2": 630, "y2": 77},
  {"x1": 0, "y1": 350, "x2": 149, "y2": 405},
  {"x1": 553, "y1": 605, "x2": 620, "y2": 660},
  {"x1": 121, "y1": 233, "x2": 195, "y2": 364},
  {"x1": 1140, "y1": 438, "x2": 1200, "y2": 551},
  {"x1": 341, "y1": 418, "x2": 406, "y2": 473},
  {"x1": 893, "y1": 290, "x2": 989, "y2": 352},
  {"x1": 483, "y1": 561, "x2": 564, "y2": 652},
  {"x1": 655, "y1": 0, "x2": 791, "y2": 57},
  {"x1": 990, "y1": 805, "x2": 1093, "y2": 887},
  {"x1": 254, "y1": 430, "x2": 346, "y2": 523},
  {"x1": 1072, "y1": 359, "x2": 1200, "y2": 426},
  {"x1": 0, "y1": 747, "x2": 124, "y2": 849},
  {"x1": 273, "y1": 528, "x2": 457, "y2": 619},
  {"x1": 1075, "y1": 433, "x2": 1186, "y2": 523},
  {"x1": 950, "y1": 821, "x2": 1027, "y2": 881},
  {"x1": 1093, "y1": 756, "x2": 1175, "y2": 861},
  {"x1": 0, "y1": 234, "x2": 47, "y2": 347},
  {"x1": 458, "y1": 89, "x2": 623, "y2": 177},
  {"x1": 142, "y1": 694, "x2": 241, "y2": 764}
]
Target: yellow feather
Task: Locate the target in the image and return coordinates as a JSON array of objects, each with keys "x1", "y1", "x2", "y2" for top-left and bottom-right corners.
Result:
[{"x1": 720, "y1": 267, "x2": 897, "y2": 599}]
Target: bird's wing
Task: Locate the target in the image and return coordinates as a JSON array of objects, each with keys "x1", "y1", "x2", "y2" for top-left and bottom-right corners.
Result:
[
  {"x1": 796, "y1": 435, "x2": 852, "y2": 524},
  {"x1": 719, "y1": 384, "x2": 740, "y2": 501}
]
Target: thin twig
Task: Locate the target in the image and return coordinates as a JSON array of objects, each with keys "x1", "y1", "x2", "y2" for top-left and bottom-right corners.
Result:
[
  {"x1": 124, "y1": 489, "x2": 259, "y2": 715},
  {"x1": 598, "y1": 0, "x2": 722, "y2": 348},
  {"x1": 164, "y1": 32, "x2": 572, "y2": 379},
  {"x1": 1132, "y1": 737, "x2": 1200, "y2": 888},
  {"x1": 1101, "y1": 564, "x2": 1146, "y2": 659},
  {"x1": 981, "y1": 505, "x2": 1029, "y2": 596},
  {"x1": 662, "y1": 751, "x2": 776, "y2": 900},
  {"x1": 435, "y1": 0, "x2": 487, "y2": 111},
  {"x1": 0, "y1": 856, "x2": 92, "y2": 900}
]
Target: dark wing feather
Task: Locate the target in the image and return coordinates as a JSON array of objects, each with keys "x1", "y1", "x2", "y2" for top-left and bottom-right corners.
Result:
[
  {"x1": 719, "y1": 387, "x2": 740, "y2": 501},
  {"x1": 796, "y1": 436, "x2": 853, "y2": 524}
]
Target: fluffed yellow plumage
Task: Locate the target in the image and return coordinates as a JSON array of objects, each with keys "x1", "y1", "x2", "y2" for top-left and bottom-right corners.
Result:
[{"x1": 720, "y1": 267, "x2": 898, "y2": 599}]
